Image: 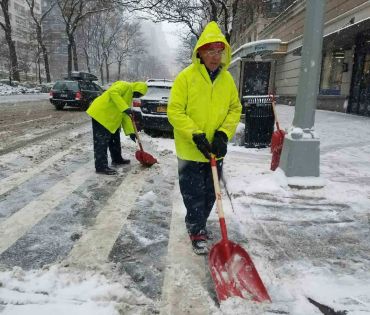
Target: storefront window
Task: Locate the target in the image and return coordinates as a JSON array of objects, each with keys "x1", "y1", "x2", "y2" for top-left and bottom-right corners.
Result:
[{"x1": 319, "y1": 51, "x2": 344, "y2": 95}]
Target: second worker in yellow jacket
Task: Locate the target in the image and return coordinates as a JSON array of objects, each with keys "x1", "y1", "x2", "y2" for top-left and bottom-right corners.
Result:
[{"x1": 87, "y1": 81, "x2": 147, "y2": 175}]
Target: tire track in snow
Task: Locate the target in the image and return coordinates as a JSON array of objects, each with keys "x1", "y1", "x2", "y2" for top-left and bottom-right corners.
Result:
[
  {"x1": 0, "y1": 143, "x2": 88, "y2": 196},
  {"x1": 0, "y1": 162, "x2": 93, "y2": 255},
  {"x1": 0, "y1": 121, "x2": 90, "y2": 156}
]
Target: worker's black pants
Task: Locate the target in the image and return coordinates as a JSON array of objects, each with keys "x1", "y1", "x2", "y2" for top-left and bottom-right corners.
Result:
[
  {"x1": 178, "y1": 158, "x2": 223, "y2": 236},
  {"x1": 92, "y1": 118, "x2": 122, "y2": 170}
]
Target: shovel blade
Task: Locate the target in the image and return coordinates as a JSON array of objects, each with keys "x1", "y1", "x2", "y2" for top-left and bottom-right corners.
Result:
[
  {"x1": 209, "y1": 240, "x2": 271, "y2": 302},
  {"x1": 271, "y1": 130, "x2": 285, "y2": 153},
  {"x1": 135, "y1": 150, "x2": 157, "y2": 166}
]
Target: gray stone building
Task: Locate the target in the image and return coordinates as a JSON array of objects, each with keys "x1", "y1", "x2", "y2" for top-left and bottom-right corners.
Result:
[
  {"x1": 0, "y1": 0, "x2": 42, "y2": 81},
  {"x1": 41, "y1": 0, "x2": 68, "y2": 81}
]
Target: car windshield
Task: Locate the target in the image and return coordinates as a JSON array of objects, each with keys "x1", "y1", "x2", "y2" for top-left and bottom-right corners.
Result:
[
  {"x1": 145, "y1": 86, "x2": 171, "y2": 98},
  {"x1": 53, "y1": 81, "x2": 79, "y2": 92}
]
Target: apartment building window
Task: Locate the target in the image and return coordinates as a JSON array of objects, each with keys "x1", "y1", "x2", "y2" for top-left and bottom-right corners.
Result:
[
  {"x1": 14, "y1": 3, "x2": 26, "y2": 15},
  {"x1": 319, "y1": 51, "x2": 344, "y2": 95}
]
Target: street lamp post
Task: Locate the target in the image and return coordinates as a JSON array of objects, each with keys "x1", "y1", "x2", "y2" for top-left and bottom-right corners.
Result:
[{"x1": 279, "y1": 0, "x2": 326, "y2": 187}]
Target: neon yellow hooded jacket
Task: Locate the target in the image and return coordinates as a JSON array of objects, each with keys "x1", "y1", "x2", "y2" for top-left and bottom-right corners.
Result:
[
  {"x1": 86, "y1": 81, "x2": 147, "y2": 135},
  {"x1": 167, "y1": 21, "x2": 242, "y2": 162}
]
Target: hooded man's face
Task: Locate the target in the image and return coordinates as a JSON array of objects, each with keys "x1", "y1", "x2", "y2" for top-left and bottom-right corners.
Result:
[
  {"x1": 198, "y1": 41, "x2": 225, "y2": 72},
  {"x1": 198, "y1": 49, "x2": 224, "y2": 71}
]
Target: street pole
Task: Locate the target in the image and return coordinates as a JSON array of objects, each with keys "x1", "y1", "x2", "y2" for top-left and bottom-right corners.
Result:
[{"x1": 279, "y1": 0, "x2": 326, "y2": 186}]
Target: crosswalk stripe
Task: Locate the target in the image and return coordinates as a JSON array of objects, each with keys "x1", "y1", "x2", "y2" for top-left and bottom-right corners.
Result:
[
  {"x1": 160, "y1": 182, "x2": 212, "y2": 315},
  {"x1": 63, "y1": 167, "x2": 149, "y2": 268},
  {"x1": 0, "y1": 162, "x2": 93, "y2": 255}
]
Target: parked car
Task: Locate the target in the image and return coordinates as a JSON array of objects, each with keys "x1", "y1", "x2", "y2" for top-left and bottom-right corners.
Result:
[
  {"x1": 132, "y1": 79, "x2": 173, "y2": 135},
  {"x1": 49, "y1": 72, "x2": 103, "y2": 110}
]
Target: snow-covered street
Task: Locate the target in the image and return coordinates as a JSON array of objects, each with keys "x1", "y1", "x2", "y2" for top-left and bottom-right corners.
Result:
[{"x1": 0, "y1": 101, "x2": 369, "y2": 314}]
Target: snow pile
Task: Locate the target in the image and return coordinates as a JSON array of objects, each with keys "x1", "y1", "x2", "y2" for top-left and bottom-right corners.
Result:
[
  {"x1": 0, "y1": 83, "x2": 41, "y2": 96},
  {"x1": 0, "y1": 266, "x2": 153, "y2": 315}
]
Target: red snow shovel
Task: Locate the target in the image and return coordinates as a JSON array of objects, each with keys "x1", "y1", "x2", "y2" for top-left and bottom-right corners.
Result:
[
  {"x1": 270, "y1": 94, "x2": 285, "y2": 171},
  {"x1": 208, "y1": 155, "x2": 271, "y2": 302},
  {"x1": 130, "y1": 113, "x2": 158, "y2": 167}
]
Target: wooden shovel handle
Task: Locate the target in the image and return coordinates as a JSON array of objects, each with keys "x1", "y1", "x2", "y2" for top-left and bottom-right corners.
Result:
[
  {"x1": 130, "y1": 112, "x2": 144, "y2": 151},
  {"x1": 211, "y1": 156, "x2": 224, "y2": 218},
  {"x1": 210, "y1": 155, "x2": 229, "y2": 242},
  {"x1": 270, "y1": 94, "x2": 281, "y2": 131}
]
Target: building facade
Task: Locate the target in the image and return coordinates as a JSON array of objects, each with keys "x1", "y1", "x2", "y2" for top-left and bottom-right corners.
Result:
[
  {"x1": 0, "y1": 0, "x2": 42, "y2": 81},
  {"x1": 231, "y1": 0, "x2": 370, "y2": 117},
  {"x1": 41, "y1": 0, "x2": 68, "y2": 80}
]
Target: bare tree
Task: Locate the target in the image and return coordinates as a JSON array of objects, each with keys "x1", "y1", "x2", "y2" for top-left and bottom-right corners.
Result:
[
  {"x1": 0, "y1": 0, "x2": 20, "y2": 81},
  {"x1": 17, "y1": 38, "x2": 38, "y2": 82},
  {"x1": 143, "y1": 0, "x2": 205, "y2": 39},
  {"x1": 113, "y1": 21, "x2": 145, "y2": 80},
  {"x1": 24, "y1": 0, "x2": 57, "y2": 82},
  {"x1": 143, "y1": 0, "x2": 244, "y2": 42},
  {"x1": 86, "y1": 12, "x2": 113, "y2": 83},
  {"x1": 175, "y1": 32, "x2": 195, "y2": 68},
  {"x1": 101, "y1": 14, "x2": 127, "y2": 82},
  {"x1": 76, "y1": 13, "x2": 100, "y2": 73},
  {"x1": 57, "y1": 0, "x2": 154, "y2": 78},
  {"x1": 57, "y1": 0, "x2": 111, "y2": 77}
]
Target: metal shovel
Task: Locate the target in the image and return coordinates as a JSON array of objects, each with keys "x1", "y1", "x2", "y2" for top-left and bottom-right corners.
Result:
[{"x1": 130, "y1": 113, "x2": 157, "y2": 167}]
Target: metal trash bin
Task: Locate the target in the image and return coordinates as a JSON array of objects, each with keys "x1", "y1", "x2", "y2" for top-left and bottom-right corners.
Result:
[{"x1": 242, "y1": 95, "x2": 274, "y2": 148}]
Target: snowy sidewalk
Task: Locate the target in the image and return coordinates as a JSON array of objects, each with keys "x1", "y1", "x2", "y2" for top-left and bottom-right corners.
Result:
[
  {"x1": 0, "y1": 93, "x2": 49, "y2": 105},
  {"x1": 220, "y1": 105, "x2": 370, "y2": 314}
]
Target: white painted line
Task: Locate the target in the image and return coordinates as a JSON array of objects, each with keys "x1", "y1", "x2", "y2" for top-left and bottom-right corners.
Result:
[
  {"x1": 0, "y1": 162, "x2": 93, "y2": 255},
  {"x1": 0, "y1": 115, "x2": 52, "y2": 128},
  {"x1": 64, "y1": 167, "x2": 148, "y2": 268},
  {"x1": 160, "y1": 182, "x2": 214, "y2": 315},
  {"x1": 0, "y1": 144, "x2": 83, "y2": 196}
]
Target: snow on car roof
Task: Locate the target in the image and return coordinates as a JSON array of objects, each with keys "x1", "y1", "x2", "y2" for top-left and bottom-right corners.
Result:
[{"x1": 146, "y1": 79, "x2": 173, "y2": 87}]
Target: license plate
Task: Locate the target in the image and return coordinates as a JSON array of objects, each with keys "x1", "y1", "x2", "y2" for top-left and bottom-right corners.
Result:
[
  {"x1": 60, "y1": 94, "x2": 67, "y2": 98},
  {"x1": 156, "y1": 105, "x2": 167, "y2": 113}
]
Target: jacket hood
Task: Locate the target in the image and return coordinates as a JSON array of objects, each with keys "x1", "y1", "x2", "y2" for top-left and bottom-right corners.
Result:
[
  {"x1": 132, "y1": 81, "x2": 148, "y2": 95},
  {"x1": 192, "y1": 21, "x2": 231, "y2": 70}
]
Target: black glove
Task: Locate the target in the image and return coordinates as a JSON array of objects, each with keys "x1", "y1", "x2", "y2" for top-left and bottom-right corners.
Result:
[
  {"x1": 192, "y1": 133, "x2": 211, "y2": 160},
  {"x1": 211, "y1": 131, "x2": 228, "y2": 158},
  {"x1": 123, "y1": 108, "x2": 132, "y2": 116},
  {"x1": 129, "y1": 133, "x2": 136, "y2": 142}
]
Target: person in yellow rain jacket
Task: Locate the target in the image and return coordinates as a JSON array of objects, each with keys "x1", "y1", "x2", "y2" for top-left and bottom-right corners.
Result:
[
  {"x1": 168, "y1": 21, "x2": 242, "y2": 255},
  {"x1": 86, "y1": 81, "x2": 147, "y2": 175}
]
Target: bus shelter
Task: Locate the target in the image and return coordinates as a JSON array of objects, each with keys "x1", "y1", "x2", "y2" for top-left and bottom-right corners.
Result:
[{"x1": 229, "y1": 39, "x2": 286, "y2": 147}]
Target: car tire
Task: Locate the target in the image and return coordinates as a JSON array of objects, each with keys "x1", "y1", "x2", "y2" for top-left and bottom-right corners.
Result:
[
  {"x1": 143, "y1": 128, "x2": 153, "y2": 136},
  {"x1": 54, "y1": 103, "x2": 65, "y2": 110},
  {"x1": 144, "y1": 129, "x2": 161, "y2": 137}
]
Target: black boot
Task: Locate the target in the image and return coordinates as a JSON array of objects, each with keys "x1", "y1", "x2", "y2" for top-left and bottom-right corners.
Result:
[
  {"x1": 96, "y1": 167, "x2": 118, "y2": 175},
  {"x1": 190, "y1": 231, "x2": 208, "y2": 255},
  {"x1": 111, "y1": 158, "x2": 130, "y2": 166}
]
